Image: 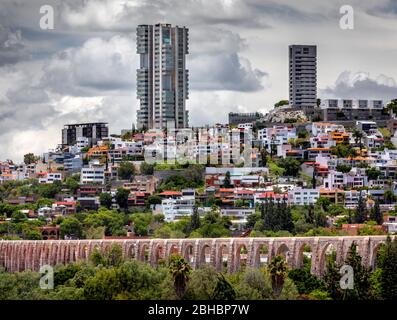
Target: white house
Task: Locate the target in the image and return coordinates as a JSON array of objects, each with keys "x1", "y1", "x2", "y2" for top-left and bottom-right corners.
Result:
[
  {"x1": 161, "y1": 197, "x2": 195, "y2": 222},
  {"x1": 38, "y1": 172, "x2": 62, "y2": 184},
  {"x1": 80, "y1": 160, "x2": 105, "y2": 185},
  {"x1": 288, "y1": 188, "x2": 320, "y2": 205}
]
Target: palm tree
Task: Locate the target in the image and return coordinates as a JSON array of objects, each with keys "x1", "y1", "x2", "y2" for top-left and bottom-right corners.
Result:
[
  {"x1": 269, "y1": 255, "x2": 288, "y2": 298},
  {"x1": 168, "y1": 254, "x2": 191, "y2": 299},
  {"x1": 352, "y1": 129, "x2": 364, "y2": 151}
]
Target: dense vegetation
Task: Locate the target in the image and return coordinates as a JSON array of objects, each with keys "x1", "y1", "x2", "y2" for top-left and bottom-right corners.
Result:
[{"x1": 1, "y1": 237, "x2": 396, "y2": 300}]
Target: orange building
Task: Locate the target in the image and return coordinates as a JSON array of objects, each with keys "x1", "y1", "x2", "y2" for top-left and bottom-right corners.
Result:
[{"x1": 331, "y1": 131, "x2": 350, "y2": 144}]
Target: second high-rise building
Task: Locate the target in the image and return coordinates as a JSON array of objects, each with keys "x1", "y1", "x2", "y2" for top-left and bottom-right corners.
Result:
[
  {"x1": 289, "y1": 45, "x2": 317, "y2": 109},
  {"x1": 136, "y1": 23, "x2": 189, "y2": 130}
]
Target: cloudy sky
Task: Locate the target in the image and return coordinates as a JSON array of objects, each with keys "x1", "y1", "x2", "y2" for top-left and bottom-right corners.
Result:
[{"x1": 1, "y1": 0, "x2": 397, "y2": 161}]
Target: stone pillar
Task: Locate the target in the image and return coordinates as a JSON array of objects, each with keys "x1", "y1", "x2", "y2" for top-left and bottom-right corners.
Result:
[
  {"x1": 192, "y1": 239, "x2": 200, "y2": 269},
  {"x1": 209, "y1": 239, "x2": 217, "y2": 268},
  {"x1": 227, "y1": 239, "x2": 235, "y2": 273},
  {"x1": 267, "y1": 239, "x2": 275, "y2": 264},
  {"x1": 311, "y1": 237, "x2": 320, "y2": 276},
  {"x1": 247, "y1": 239, "x2": 255, "y2": 268},
  {"x1": 360, "y1": 237, "x2": 371, "y2": 268}
]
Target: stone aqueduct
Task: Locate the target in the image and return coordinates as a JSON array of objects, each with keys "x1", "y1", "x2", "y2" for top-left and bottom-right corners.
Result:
[{"x1": 0, "y1": 236, "x2": 392, "y2": 276}]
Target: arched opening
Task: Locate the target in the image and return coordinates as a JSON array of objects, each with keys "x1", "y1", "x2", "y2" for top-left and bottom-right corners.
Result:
[
  {"x1": 235, "y1": 244, "x2": 248, "y2": 272},
  {"x1": 183, "y1": 245, "x2": 195, "y2": 265},
  {"x1": 276, "y1": 243, "x2": 290, "y2": 265},
  {"x1": 256, "y1": 244, "x2": 269, "y2": 268},
  {"x1": 140, "y1": 244, "x2": 149, "y2": 263},
  {"x1": 155, "y1": 245, "x2": 165, "y2": 265},
  {"x1": 297, "y1": 243, "x2": 312, "y2": 270},
  {"x1": 71, "y1": 246, "x2": 77, "y2": 263},
  {"x1": 168, "y1": 244, "x2": 179, "y2": 257},
  {"x1": 81, "y1": 245, "x2": 89, "y2": 261},
  {"x1": 127, "y1": 244, "x2": 136, "y2": 259},
  {"x1": 320, "y1": 243, "x2": 337, "y2": 276},
  {"x1": 200, "y1": 245, "x2": 211, "y2": 266},
  {"x1": 91, "y1": 245, "x2": 101, "y2": 260}
]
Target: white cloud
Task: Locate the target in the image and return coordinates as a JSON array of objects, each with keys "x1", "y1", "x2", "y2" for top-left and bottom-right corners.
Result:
[{"x1": 40, "y1": 35, "x2": 137, "y2": 96}]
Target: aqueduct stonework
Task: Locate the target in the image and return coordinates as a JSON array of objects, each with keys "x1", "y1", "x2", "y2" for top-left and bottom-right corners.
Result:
[{"x1": 0, "y1": 236, "x2": 393, "y2": 276}]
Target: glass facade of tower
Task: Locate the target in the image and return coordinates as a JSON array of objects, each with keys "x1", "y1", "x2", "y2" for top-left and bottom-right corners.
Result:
[{"x1": 136, "y1": 23, "x2": 189, "y2": 130}]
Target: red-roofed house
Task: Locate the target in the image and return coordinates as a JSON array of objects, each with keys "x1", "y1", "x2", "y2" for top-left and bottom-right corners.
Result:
[
  {"x1": 158, "y1": 191, "x2": 182, "y2": 199},
  {"x1": 255, "y1": 192, "x2": 288, "y2": 203}
]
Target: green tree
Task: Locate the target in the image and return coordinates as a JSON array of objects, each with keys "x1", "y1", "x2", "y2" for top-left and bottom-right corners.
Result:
[
  {"x1": 342, "y1": 243, "x2": 372, "y2": 300},
  {"x1": 269, "y1": 256, "x2": 288, "y2": 298},
  {"x1": 274, "y1": 100, "x2": 289, "y2": 108},
  {"x1": 60, "y1": 217, "x2": 83, "y2": 239},
  {"x1": 84, "y1": 209, "x2": 126, "y2": 236},
  {"x1": 317, "y1": 196, "x2": 331, "y2": 212},
  {"x1": 83, "y1": 268, "x2": 120, "y2": 300},
  {"x1": 336, "y1": 164, "x2": 352, "y2": 173},
  {"x1": 386, "y1": 99, "x2": 397, "y2": 114},
  {"x1": 323, "y1": 251, "x2": 342, "y2": 300},
  {"x1": 140, "y1": 162, "x2": 154, "y2": 175},
  {"x1": 117, "y1": 162, "x2": 135, "y2": 180},
  {"x1": 377, "y1": 236, "x2": 397, "y2": 300},
  {"x1": 11, "y1": 211, "x2": 27, "y2": 223},
  {"x1": 288, "y1": 260, "x2": 323, "y2": 295},
  {"x1": 37, "y1": 182, "x2": 61, "y2": 199},
  {"x1": 105, "y1": 244, "x2": 124, "y2": 267},
  {"x1": 89, "y1": 248, "x2": 106, "y2": 266},
  {"x1": 131, "y1": 213, "x2": 152, "y2": 236},
  {"x1": 115, "y1": 188, "x2": 129, "y2": 211},
  {"x1": 352, "y1": 129, "x2": 364, "y2": 150},
  {"x1": 212, "y1": 273, "x2": 236, "y2": 300},
  {"x1": 331, "y1": 143, "x2": 356, "y2": 158},
  {"x1": 189, "y1": 207, "x2": 201, "y2": 232},
  {"x1": 146, "y1": 195, "x2": 162, "y2": 206},
  {"x1": 312, "y1": 168, "x2": 316, "y2": 189},
  {"x1": 24, "y1": 153, "x2": 37, "y2": 165},
  {"x1": 168, "y1": 255, "x2": 191, "y2": 299},
  {"x1": 260, "y1": 148, "x2": 268, "y2": 167},
  {"x1": 65, "y1": 175, "x2": 80, "y2": 194},
  {"x1": 99, "y1": 192, "x2": 113, "y2": 209},
  {"x1": 223, "y1": 171, "x2": 232, "y2": 188},
  {"x1": 366, "y1": 167, "x2": 381, "y2": 180},
  {"x1": 354, "y1": 192, "x2": 367, "y2": 223},
  {"x1": 277, "y1": 157, "x2": 301, "y2": 177},
  {"x1": 370, "y1": 200, "x2": 383, "y2": 225}
]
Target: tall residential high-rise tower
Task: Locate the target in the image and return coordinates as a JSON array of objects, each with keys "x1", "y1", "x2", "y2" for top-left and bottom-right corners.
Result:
[
  {"x1": 136, "y1": 23, "x2": 189, "y2": 130},
  {"x1": 289, "y1": 45, "x2": 317, "y2": 109}
]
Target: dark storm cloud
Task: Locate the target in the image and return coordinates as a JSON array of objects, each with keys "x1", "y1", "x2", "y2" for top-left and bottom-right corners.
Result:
[{"x1": 366, "y1": 0, "x2": 397, "y2": 17}]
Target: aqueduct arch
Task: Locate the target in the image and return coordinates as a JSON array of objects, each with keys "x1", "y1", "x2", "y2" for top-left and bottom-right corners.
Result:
[{"x1": 0, "y1": 236, "x2": 392, "y2": 276}]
